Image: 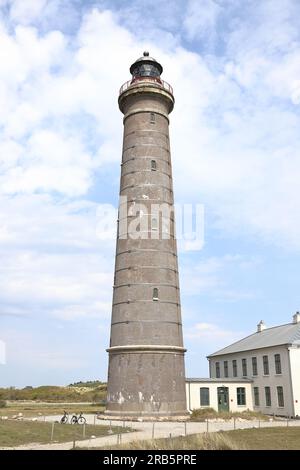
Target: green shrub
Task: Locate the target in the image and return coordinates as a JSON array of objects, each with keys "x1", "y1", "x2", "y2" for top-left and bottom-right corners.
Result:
[{"x1": 0, "y1": 400, "x2": 7, "y2": 408}]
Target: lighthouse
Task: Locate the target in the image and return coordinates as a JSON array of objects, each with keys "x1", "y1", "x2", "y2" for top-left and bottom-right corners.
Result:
[{"x1": 106, "y1": 52, "x2": 187, "y2": 417}]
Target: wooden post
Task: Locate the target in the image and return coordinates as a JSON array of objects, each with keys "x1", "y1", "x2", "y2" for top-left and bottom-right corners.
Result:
[
  {"x1": 50, "y1": 422, "x2": 55, "y2": 441},
  {"x1": 152, "y1": 422, "x2": 155, "y2": 439}
]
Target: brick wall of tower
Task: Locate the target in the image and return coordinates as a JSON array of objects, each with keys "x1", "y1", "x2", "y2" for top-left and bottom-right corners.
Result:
[{"x1": 106, "y1": 83, "x2": 187, "y2": 416}]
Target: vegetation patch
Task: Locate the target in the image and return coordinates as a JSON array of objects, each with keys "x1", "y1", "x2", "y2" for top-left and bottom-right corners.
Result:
[
  {"x1": 84, "y1": 427, "x2": 300, "y2": 450},
  {"x1": 0, "y1": 381, "x2": 107, "y2": 403},
  {"x1": 0, "y1": 403, "x2": 105, "y2": 419},
  {"x1": 190, "y1": 408, "x2": 269, "y2": 422},
  {"x1": 0, "y1": 420, "x2": 126, "y2": 448},
  {"x1": 82, "y1": 432, "x2": 241, "y2": 450}
]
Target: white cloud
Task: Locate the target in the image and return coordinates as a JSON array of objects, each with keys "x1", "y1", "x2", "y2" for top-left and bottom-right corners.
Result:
[
  {"x1": 0, "y1": 194, "x2": 115, "y2": 319},
  {"x1": 184, "y1": 322, "x2": 245, "y2": 359},
  {"x1": 9, "y1": 0, "x2": 48, "y2": 24},
  {"x1": 183, "y1": 0, "x2": 221, "y2": 42},
  {"x1": 180, "y1": 255, "x2": 258, "y2": 299}
]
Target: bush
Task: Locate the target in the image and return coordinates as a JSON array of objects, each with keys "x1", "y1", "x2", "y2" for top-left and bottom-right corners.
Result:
[
  {"x1": 0, "y1": 399, "x2": 7, "y2": 408},
  {"x1": 190, "y1": 408, "x2": 218, "y2": 421},
  {"x1": 190, "y1": 407, "x2": 269, "y2": 422}
]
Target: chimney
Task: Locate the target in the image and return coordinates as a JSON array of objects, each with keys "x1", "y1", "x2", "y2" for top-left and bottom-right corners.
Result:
[
  {"x1": 257, "y1": 320, "x2": 266, "y2": 333},
  {"x1": 293, "y1": 312, "x2": 300, "y2": 324}
]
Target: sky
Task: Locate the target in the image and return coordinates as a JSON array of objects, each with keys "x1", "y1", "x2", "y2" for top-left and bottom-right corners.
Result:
[{"x1": 0, "y1": 0, "x2": 300, "y2": 387}]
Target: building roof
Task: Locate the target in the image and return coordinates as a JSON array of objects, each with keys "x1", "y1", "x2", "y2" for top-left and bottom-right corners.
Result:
[
  {"x1": 186, "y1": 377, "x2": 253, "y2": 383},
  {"x1": 208, "y1": 321, "x2": 300, "y2": 358}
]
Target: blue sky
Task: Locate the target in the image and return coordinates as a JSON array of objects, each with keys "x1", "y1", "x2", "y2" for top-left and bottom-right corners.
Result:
[{"x1": 1, "y1": 0, "x2": 300, "y2": 387}]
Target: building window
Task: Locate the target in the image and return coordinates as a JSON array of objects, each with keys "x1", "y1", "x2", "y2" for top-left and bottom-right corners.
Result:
[
  {"x1": 263, "y1": 355, "x2": 269, "y2": 375},
  {"x1": 277, "y1": 386, "x2": 284, "y2": 407},
  {"x1": 254, "y1": 387, "x2": 260, "y2": 406},
  {"x1": 237, "y1": 387, "x2": 246, "y2": 406},
  {"x1": 153, "y1": 288, "x2": 159, "y2": 301},
  {"x1": 232, "y1": 359, "x2": 237, "y2": 377},
  {"x1": 275, "y1": 354, "x2": 282, "y2": 374},
  {"x1": 151, "y1": 159, "x2": 157, "y2": 171},
  {"x1": 242, "y1": 358, "x2": 247, "y2": 376},
  {"x1": 216, "y1": 362, "x2": 220, "y2": 378},
  {"x1": 224, "y1": 361, "x2": 228, "y2": 378},
  {"x1": 200, "y1": 387, "x2": 210, "y2": 406},
  {"x1": 265, "y1": 386, "x2": 271, "y2": 406},
  {"x1": 151, "y1": 217, "x2": 158, "y2": 230},
  {"x1": 252, "y1": 357, "x2": 258, "y2": 376},
  {"x1": 150, "y1": 112, "x2": 156, "y2": 124}
]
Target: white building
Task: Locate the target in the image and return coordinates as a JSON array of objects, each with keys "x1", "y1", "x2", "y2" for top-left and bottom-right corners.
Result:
[
  {"x1": 186, "y1": 378, "x2": 253, "y2": 413},
  {"x1": 186, "y1": 313, "x2": 300, "y2": 417}
]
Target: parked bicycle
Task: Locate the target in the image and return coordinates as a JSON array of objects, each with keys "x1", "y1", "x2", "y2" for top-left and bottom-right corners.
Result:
[
  {"x1": 60, "y1": 410, "x2": 69, "y2": 424},
  {"x1": 70, "y1": 412, "x2": 86, "y2": 425}
]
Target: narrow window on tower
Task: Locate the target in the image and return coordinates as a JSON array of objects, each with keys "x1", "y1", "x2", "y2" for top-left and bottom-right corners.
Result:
[
  {"x1": 153, "y1": 288, "x2": 159, "y2": 301},
  {"x1": 152, "y1": 217, "x2": 158, "y2": 230},
  {"x1": 151, "y1": 160, "x2": 157, "y2": 171},
  {"x1": 150, "y1": 112, "x2": 156, "y2": 124}
]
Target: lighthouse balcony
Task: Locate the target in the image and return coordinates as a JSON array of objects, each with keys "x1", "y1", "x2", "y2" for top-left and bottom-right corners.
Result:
[{"x1": 119, "y1": 78, "x2": 173, "y2": 96}]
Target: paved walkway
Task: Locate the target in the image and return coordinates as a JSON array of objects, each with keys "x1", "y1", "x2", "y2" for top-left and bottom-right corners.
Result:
[{"x1": 2, "y1": 415, "x2": 300, "y2": 450}]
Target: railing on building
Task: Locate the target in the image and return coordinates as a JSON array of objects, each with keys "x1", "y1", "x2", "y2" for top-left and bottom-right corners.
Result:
[{"x1": 119, "y1": 78, "x2": 173, "y2": 96}]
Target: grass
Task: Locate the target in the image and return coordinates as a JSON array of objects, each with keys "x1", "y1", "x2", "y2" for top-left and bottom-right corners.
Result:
[
  {"x1": 84, "y1": 427, "x2": 300, "y2": 450},
  {"x1": 0, "y1": 383, "x2": 107, "y2": 403},
  {"x1": 0, "y1": 402, "x2": 105, "y2": 418},
  {"x1": 0, "y1": 420, "x2": 126, "y2": 448},
  {"x1": 224, "y1": 427, "x2": 300, "y2": 450},
  {"x1": 81, "y1": 432, "x2": 241, "y2": 450},
  {"x1": 190, "y1": 407, "x2": 269, "y2": 422}
]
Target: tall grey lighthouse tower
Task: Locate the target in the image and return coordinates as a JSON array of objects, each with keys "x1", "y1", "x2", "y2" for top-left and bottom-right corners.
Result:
[{"x1": 106, "y1": 52, "x2": 187, "y2": 417}]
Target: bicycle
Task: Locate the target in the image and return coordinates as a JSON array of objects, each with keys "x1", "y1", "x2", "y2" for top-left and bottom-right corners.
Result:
[
  {"x1": 70, "y1": 412, "x2": 86, "y2": 425},
  {"x1": 60, "y1": 410, "x2": 69, "y2": 424}
]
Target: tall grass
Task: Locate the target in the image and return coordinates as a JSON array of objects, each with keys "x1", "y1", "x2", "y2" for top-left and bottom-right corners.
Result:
[
  {"x1": 98, "y1": 433, "x2": 243, "y2": 450},
  {"x1": 190, "y1": 408, "x2": 269, "y2": 421}
]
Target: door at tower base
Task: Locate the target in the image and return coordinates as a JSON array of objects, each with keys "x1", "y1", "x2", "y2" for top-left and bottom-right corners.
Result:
[{"x1": 106, "y1": 52, "x2": 187, "y2": 417}]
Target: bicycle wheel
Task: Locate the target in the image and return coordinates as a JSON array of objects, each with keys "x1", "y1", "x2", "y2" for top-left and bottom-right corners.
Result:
[
  {"x1": 60, "y1": 416, "x2": 68, "y2": 424},
  {"x1": 71, "y1": 416, "x2": 78, "y2": 424},
  {"x1": 78, "y1": 417, "x2": 86, "y2": 425}
]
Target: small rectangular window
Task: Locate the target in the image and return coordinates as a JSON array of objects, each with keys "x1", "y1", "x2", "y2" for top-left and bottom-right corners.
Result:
[
  {"x1": 242, "y1": 358, "x2": 247, "y2": 377},
  {"x1": 232, "y1": 359, "x2": 237, "y2": 377},
  {"x1": 254, "y1": 387, "x2": 260, "y2": 406},
  {"x1": 151, "y1": 160, "x2": 157, "y2": 171},
  {"x1": 277, "y1": 386, "x2": 284, "y2": 407},
  {"x1": 224, "y1": 361, "x2": 228, "y2": 378},
  {"x1": 263, "y1": 355, "x2": 269, "y2": 375},
  {"x1": 216, "y1": 362, "x2": 220, "y2": 378},
  {"x1": 150, "y1": 112, "x2": 155, "y2": 123},
  {"x1": 151, "y1": 217, "x2": 158, "y2": 231},
  {"x1": 275, "y1": 354, "x2": 282, "y2": 374},
  {"x1": 200, "y1": 387, "x2": 210, "y2": 406},
  {"x1": 252, "y1": 357, "x2": 258, "y2": 376},
  {"x1": 153, "y1": 288, "x2": 159, "y2": 301},
  {"x1": 237, "y1": 387, "x2": 246, "y2": 406},
  {"x1": 265, "y1": 386, "x2": 271, "y2": 406}
]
